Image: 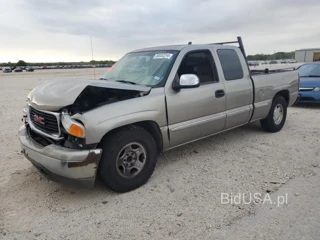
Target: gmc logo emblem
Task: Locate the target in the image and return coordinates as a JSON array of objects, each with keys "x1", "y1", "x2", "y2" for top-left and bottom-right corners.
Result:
[{"x1": 33, "y1": 114, "x2": 45, "y2": 125}]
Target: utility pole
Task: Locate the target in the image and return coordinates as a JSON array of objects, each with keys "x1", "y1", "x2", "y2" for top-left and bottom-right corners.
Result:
[{"x1": 90, "y1": 37, "x2": 96, "y2": 79}]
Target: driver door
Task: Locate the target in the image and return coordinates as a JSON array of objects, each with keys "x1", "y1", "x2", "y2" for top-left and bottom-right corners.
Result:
[{"x1": 166, "y1": 49, "x2": 226, "y2": 147}]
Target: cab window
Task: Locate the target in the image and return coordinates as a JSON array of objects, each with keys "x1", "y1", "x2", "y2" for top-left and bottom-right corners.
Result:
[{"x1": 178, "y1": 50, "x2": 219, "y2": 84}]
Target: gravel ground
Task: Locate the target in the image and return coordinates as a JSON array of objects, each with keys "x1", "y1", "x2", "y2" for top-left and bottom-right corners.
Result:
[{"x1": 0, "y1": 69, "x2": 319, "y2": 240}]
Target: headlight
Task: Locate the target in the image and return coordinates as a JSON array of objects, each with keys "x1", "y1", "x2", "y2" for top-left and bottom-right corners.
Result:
[
  {"x1": 61, "y1": 113, "x2": 85, "y2": 138},
  {"x1": 313, "y1": 87, "x2": 320, "y2": 91}
]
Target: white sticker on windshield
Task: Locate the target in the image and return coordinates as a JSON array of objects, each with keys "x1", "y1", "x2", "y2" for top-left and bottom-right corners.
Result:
[
  {"x1": 153, "y1": 53, "x2": 173, "y2": 59},
  {"x1": 153, "y1": 76, "x2": 161, "y2": 81}
]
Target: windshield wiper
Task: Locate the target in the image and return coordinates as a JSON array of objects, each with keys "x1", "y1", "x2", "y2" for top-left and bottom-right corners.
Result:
[
  {"x1": 301, "y1": 75, "x2": 320, "y2": 77},
  {"x1": 99, "y1": 78, "x2": 138, "y2": 85},
  {"x1": 115, "y1": 80, "x2": 137, "y2": 85}
]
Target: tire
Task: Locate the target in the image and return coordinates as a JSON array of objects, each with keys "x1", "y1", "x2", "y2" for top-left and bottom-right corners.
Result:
[
  {"x1": 98, "y1": 125, "x2": 158, "y2": 193},
  {"x1": 260, "y1": 96, "x2": 287, "y2": 133}
]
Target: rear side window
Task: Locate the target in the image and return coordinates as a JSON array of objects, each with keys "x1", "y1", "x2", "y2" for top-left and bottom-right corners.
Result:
[{"x1": 217, "y1": 49, "x2": 244, "y2": 80}]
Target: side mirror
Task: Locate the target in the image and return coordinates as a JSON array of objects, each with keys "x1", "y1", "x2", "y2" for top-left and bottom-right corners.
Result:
[{"x1": 172, "y1": 74, "x2": 200, "y2": 91}]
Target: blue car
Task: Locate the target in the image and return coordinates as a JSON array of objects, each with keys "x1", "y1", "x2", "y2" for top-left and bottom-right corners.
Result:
[{"x1": 297, "y1": 63, "x2": 320, "y2": 103}]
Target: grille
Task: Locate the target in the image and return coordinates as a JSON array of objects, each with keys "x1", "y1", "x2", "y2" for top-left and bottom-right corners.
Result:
[{"x1": 29, "y1": 107, "x2": 59, "y2": 135}]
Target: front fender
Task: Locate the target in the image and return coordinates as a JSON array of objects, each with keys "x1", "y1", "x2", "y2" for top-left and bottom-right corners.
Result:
[
  {"x1": 95, "y1": 110, "x2": 164, "y2": 142},
  {"x1": 74, "y1": 88, "x2": 167, "y2": 144}
]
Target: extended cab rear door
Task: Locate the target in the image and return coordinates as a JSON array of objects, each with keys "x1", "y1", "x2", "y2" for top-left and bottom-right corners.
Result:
[
  {"x1": 215, "y1": 48, "x2": 254, "y2": 129},
  {"x1": 165, "y1": 47, "x2": 226, "y2": 147}
]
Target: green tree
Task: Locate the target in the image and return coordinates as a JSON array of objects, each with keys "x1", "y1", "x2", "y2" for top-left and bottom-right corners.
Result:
[
  {"x1": 247, "y1": 51, "x2": 295, "y2": 61},
  {"x1": 16, "y1": 60, "x2": 27, "y2": 66}
]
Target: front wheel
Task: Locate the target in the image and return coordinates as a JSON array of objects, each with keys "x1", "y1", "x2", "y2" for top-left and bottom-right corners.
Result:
[
  {"x1": 98, "y1": 125, "x2": 158, "y2": 193},
  {"x1": 260, "y1": 96, "x2": 287, "y2": 133}
]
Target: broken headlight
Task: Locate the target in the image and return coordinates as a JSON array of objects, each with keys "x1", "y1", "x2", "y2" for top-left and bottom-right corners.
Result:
[{"x1": 61, "y1": 112, "x2": 86, "y2": 138}]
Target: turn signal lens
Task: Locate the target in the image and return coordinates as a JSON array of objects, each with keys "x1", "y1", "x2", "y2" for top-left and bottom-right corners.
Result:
[
  {"x1": 61, "y1": 112, "x2": 85, "y2": 138},
  {"x1": 69, "y1": 124, "x2": 85, "y2": 138}
]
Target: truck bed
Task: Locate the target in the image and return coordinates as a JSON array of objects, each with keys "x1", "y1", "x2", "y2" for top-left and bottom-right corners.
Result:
[
  {"x1": 250, "y1": 70, "x2": 299, "y2": 121},
  {"x1": 251, "y1": 67, "x2": 296, "y2": 75}
]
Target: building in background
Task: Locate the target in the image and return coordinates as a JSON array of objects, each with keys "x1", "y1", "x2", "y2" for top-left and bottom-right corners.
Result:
[{"x1": 295, "y1": 48, "x2": 320, "y2": 62}]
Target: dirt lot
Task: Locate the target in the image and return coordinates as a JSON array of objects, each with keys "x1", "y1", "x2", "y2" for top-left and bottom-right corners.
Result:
[{"x1": 0, "y1": 69, "x2": 319, "y2": 240}]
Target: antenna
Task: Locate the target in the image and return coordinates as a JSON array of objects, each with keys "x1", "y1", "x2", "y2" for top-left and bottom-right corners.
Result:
[{"x1": 90, "y1": 36, "x2": 96, "y2": 79}]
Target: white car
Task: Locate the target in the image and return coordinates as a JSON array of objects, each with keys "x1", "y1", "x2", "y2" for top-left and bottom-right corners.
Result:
[{"x1": 2, "y1": 67, "x2": 12, "y2": 73}]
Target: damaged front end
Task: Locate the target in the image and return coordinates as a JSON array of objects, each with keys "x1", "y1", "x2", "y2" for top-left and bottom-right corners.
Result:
[
  {"x1": 19, "y1": 80, "x2": 150, "y2": 187},
  {"x1": 19, "y1": 124, "x2": 102, "y2": 187},
  {"x1": 65, "y1": 84, "x2": 150, "y2": 115}
]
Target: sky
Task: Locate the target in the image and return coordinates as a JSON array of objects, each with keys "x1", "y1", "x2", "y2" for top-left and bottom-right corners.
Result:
[{"x1": 0, "y1": 0, "x2": 319, "y2": 63}]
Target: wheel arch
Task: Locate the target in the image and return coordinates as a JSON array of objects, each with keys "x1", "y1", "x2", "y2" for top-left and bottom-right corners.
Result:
[
  {"x1": 99, "y1": 120, "x2": 163, "y2": 152},
  {"x1": 274, "y1": 90, "x2": 290, "y2": 105}
]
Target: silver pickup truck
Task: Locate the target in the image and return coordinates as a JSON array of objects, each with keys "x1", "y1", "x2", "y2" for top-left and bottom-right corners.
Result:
[{"x1": 19, "y1": 37, "x2": 299, "y2": 192}]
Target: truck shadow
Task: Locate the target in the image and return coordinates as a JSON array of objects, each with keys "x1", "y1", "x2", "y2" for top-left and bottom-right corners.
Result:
[
  {"x1": 156, "y1": 121, "x2": 263, "y2": 169},
  {"x1": 293, "y1": 103, "x2": 320, "y2": 109}
]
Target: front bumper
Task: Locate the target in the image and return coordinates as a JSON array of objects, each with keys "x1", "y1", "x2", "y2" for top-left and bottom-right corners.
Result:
[
  {"x1": 298, "y1": 91, "x2": 320, "y2": 103},
  {"x1": 19, "y1": 125, "x2": 102, "y2": 187}
]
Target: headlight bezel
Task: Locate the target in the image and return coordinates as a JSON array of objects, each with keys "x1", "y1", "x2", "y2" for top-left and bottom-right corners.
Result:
[{"x1": 23, "y1": 99, "x2": 30, "y2": 119}]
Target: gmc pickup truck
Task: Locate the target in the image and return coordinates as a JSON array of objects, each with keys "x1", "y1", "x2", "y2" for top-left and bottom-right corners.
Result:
[{"x1": 19, "y1": 37, "x2": 299, "y2": 192}]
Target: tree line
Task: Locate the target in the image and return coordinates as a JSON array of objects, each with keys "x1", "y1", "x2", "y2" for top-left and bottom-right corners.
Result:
[
  {"x1": 1, "y1": 51, "x2": 296, "y2": 67},
  {"x1": 0, "y1": 60, "x2": 116, "y2": 67},
  {"x1": 247, "y1": 51, "x2": 295, "y2": 61}
]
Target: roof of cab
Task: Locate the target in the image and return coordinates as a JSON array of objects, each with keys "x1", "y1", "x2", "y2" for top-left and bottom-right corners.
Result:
[
  {"x1": 130, "y1": 45, "x2": 189, "y2": 53},
  {"x1": 130, "y1": 44, "x2": 237, "y2": 53}
]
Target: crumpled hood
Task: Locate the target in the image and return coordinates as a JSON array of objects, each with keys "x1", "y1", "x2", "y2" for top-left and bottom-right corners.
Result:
[{"x1": 27, "y1": 79, "x2": 151, "y2": 111}]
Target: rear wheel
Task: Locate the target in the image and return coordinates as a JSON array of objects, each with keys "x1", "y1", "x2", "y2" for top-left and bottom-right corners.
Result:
[
  {"x1": 98, "y1": 125, "x2": 158, "y2": 193},
  {"x1": 260, "y1": 96, "x2": 287, "y2": 133}
]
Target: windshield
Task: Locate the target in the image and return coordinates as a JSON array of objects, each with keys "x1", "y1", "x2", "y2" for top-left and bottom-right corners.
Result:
[
  {"x1": 298, "y1": 64, "x2": 320, "y2": 77},
  {"x1": 102, "y1": 50, "x2": 179, "y2": 87}
]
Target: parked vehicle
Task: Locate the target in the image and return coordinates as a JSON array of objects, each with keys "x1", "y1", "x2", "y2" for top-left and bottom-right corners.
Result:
[
  {"x1": 248, "y1": 61, "x2": 259, "y2": 66},
  {"x1": 269, "y1": 60, "x2": 278, "y2": 64},
  {"x1": 26, "y1": 67, "x2": 35, "y2": 72},
  {"x1": 297, "y1": 62, "x2": 320, "y2": 103},
  {"x1": 14, "y1": 67, "x2": 23, "y2": 72},
  {"x1": 19, "y1": 37, "x2": 299, "y2": 192},
  {"x1": 2, "y1": 67, "x2": 12, "y2": 73}
]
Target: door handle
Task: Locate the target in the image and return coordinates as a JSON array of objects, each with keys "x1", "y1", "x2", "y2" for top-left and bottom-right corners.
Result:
[{"x1": 215, "y1": 89, "x2": 225, "y2": 98}]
